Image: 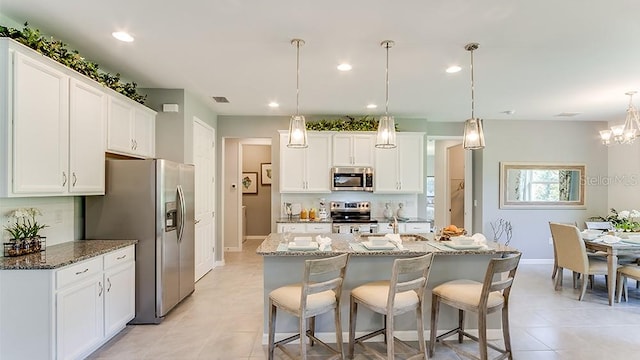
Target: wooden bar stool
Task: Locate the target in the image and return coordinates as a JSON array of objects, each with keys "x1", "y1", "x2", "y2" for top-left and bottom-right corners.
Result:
[
  {"x1": 429, "y1": 253, "x2": 522, "y2": 360},
  {"x1": 268, "y1": 253, "x2": 349, "y2": 360},
  {"x1": 348, "y1": 253, "x2": 434, "y2": 360}
]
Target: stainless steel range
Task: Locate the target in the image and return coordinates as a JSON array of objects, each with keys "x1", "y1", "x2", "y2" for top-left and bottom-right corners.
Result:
[{"x1": 330, "y1": 201, "x2": 378, "y2": 233}]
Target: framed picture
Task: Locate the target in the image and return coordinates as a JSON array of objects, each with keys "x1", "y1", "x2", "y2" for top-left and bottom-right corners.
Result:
[
  {"x1": 241, "y1": 172, "x2": 258, "y2": 194},
  {"x1": 261, "y1": 163, "x2": 272, "y2": 185}
]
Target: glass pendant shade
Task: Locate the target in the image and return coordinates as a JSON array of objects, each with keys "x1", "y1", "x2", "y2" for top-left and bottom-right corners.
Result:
[
  {"x1": 463, "y1": 118, "x2": 485, "y2": 150},
  {"x1": 375, "y1": 115, "x2": 397, "y2": 149},
  {"x1": 599, "y1": 129, "x2": 612, "y2": 145},
  {"x1": 287, "y1": 115, "x2": 308, "y2": 148}
]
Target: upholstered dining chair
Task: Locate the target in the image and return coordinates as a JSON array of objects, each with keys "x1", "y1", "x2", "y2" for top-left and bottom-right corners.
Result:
[
  {"x1": 268, "y1": 253, "x2": 349, "y2": 360},
  {"x1": 616, "y1": 264, "x2": 640, "y2": 302},
  {"x1": 429, "y1": 253, "x2": 522, "y2": 360},
  {"x1": 549, "y1": 222, "x2": 610, "y2": 300},
  {"x1": 348, "y1": 253, "x2": 434, "y2": 360}
]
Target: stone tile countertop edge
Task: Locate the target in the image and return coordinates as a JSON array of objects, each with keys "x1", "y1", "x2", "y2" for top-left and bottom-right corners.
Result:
[
  {"x1": 256, "y1": 233, "x2": 519, "y2": 256},
  {"x1": 0, "y1": 239, "x2": 138, "y2": 270}
]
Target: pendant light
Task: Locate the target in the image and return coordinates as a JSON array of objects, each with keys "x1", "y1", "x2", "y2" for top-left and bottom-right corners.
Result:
[
  {"x1": 287, "y1": 39, "x2": 308, "y2": 148},
  {"x1": 462, "y1": 43, "x2": 486, "y2": 150},
  {"x1": 375, "y1": 40, "x2": 397, "y2": 149}
]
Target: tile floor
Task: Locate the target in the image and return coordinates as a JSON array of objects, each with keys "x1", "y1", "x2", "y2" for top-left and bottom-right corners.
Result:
[{"x1": 90, "y1": 239, "x2": 640, "y2": 359}]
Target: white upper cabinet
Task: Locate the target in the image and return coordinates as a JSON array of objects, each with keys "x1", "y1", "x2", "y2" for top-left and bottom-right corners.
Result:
[
  {"x1": 0, "y1": 39, "x2": 109, "y2": 197},
  {"x1": 332, "y1": 133, "x2": 374, "y2": 167},
  {"x1": 69, "y1": 78, "x2": 106, "y2": 194},
  {"x1": 106, "y1": 95, "x2": 156, "y2": 159},
  {"x1": 374, "y1": 132, "x2": 424, "y2": 193},
  {"x1": 279, "y1": 131, "x2": 332, "y2": 193}
]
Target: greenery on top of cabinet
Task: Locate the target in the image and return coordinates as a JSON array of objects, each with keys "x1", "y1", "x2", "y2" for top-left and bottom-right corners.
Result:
[
  {"x1": 306, "y1": 115, "x2": 399, "y2": 132},
  {"x1": 0, "y1": 22, "x2": 146, "y2": 104}
]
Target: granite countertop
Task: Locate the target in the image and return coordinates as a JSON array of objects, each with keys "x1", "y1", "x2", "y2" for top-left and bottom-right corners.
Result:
[
  {"x1": 0, "y1": 239, "x2": 137, "y2": 270},
  {"x1": 256, "y1": 233, "x2": 518, "y2": 257}
]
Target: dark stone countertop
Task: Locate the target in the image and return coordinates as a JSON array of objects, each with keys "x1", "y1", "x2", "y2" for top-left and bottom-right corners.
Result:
[{"x1": 0, "y1": 239, "x2": 137, "y2": 270}]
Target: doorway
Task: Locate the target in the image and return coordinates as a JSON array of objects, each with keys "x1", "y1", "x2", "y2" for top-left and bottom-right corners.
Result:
[{"x1": 427, "y1": 137, "x2": 473, "y2": 232}]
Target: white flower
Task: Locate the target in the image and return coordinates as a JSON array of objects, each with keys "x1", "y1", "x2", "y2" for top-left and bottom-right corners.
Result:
[
  {"x1": 8, "y1": 209, "x2": 28, "y2": 219},
  {"x1": 618, "y1": 210, "x2": 630, "y2": 220},
  {"x1": 631, "y1": 210, "x2": 640, "y2": 219}
]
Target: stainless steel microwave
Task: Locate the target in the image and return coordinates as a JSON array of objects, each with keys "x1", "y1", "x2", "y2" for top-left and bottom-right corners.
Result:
[{"x1": 331, "y1": 167, "x2": 374, "y2": 192}]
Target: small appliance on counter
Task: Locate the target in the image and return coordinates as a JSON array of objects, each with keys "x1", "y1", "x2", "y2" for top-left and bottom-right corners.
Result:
[{"x1": 318, "y1": 198, "x2": 329, "y2": 220}]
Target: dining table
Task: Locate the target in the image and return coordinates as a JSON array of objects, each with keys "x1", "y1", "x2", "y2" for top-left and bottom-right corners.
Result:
[{"x1": 584, "y1": 237, "x2": 640, "y2": 305}]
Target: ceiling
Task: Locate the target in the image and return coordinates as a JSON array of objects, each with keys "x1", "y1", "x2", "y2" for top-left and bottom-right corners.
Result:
[{"x1": 2, "y1": 0, "x2": 640, "y2": 123}]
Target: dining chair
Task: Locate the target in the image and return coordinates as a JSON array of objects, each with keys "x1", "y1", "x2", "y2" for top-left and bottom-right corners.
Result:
[
  {"x1": 616, "y1": 264, "x2": 640, "y2": 302},
  {"x1": 348, "y1": 253, "x2": 434, "y2": 360},
  {"x1": 429, "y1": 253, "x2": 522, "y2": 360},
  {"x1": 549, "y1": 222, "x2": 610, "y2": 300},
  {"x1": 268, "y1": 253, "x2": 349, "y2": 360}
]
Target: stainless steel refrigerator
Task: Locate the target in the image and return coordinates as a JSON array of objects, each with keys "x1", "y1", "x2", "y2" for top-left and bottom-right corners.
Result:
[{"x1": 85, "y1": 159, "x2": 195, "y2": 324}]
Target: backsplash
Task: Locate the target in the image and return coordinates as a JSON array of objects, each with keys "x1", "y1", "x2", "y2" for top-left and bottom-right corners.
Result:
[
  {"x1": 279, "y1": 193, "x2": 419, "y2": 219},
  {"x1": 0, "y1": 197, "x2": 78, "y2": 252}
]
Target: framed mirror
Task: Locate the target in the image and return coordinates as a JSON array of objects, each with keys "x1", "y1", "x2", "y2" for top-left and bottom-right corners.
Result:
[{"x1": 499, "y1": 162, "x2": 585, "y2": 209}]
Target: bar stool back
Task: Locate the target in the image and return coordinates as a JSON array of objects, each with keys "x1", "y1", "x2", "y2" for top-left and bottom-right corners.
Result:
[
  {"x1": 268, "y1": 253, "x2": 349, "y2": 360},
  {"x1": 348, "y1": 253, "x2": 434, "y2": 360},
  {"x1": 429, "y1": 253, "x2": 521, "y2": 360}
]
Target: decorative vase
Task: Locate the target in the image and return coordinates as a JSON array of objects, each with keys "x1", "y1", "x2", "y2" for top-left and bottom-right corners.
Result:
[
  {"x1": 383, "y1": 203, "x2": 393, "y2": 219},
  {"x1": 396, "y1": 203, "x2": 406, "y2": 218},
  {"x1": 3, "y1": 236, "x2": 46, "y2": 257}
]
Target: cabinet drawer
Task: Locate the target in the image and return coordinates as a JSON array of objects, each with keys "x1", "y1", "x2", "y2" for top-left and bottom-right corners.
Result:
[
  {"x1": 277, "y1": 223, "x2": 306, "y2": 233},
  {"x1": 57, "y1": 257, "x2": 103, "y2": 289},
  {"x1": 404, "y1": 223, "x2": 431, "y2": 233},
  {"x1": 104, "y1": 246, "x2": 135, "y2": 270},
  {"x1": 305, "y1": 223, "x2": 331, "y2": 233}
]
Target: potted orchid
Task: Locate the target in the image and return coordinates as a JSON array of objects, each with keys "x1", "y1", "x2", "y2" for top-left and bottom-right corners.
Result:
[{"x1": 3, "y1": 208, "x2": 48, "y2": 257}]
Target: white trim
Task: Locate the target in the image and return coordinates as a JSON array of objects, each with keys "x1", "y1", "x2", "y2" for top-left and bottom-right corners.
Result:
[
  {"x1": 224, "y1": 246, "x2": 241, "y2": 252},
  {"x1": 214, "y1": 260, "x2": 226, "y2": 267},
  {"x1": 245, "y1": 235, "x2": 267, "y2": 241}
]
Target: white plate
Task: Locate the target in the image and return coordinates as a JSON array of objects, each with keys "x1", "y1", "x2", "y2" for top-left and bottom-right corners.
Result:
[
  {"x1": 622, "y1": 238, "x2": 640, "y2": 245},
  {"x1": 361, "y1": 241, "x2": 397, "y2": 250},
  {"x1": 442, "y1": 241, "x2": 484, "y2": 250},
  {"x1": 288, "y1": 241, "x2": 319, "y2": 250}
]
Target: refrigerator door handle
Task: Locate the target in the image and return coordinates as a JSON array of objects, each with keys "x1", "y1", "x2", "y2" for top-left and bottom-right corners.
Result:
[{"x1": 177, "y1": 185, "x2": 186, "y2": 243}]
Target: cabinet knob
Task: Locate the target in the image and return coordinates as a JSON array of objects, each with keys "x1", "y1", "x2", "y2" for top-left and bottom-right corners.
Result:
[{"x1": 195, "y1": 219, "x2": 201, "y2": 225}]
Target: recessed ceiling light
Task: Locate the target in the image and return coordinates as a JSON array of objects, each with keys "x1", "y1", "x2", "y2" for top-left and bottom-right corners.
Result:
[
  {"x1": 268, "y1": 102, "x2": 279, "y2": 108},
  {"x1": 501, "y1": 110, "x2": 515, "y2": 115},
  {"x1": 366, "y1": 104, "x2": 377, "y2": 109},
  {"x1": 112, "y1": 31, "x2": 134, "y2": 42},
  {"x1": 446, "y1": 65, "x2": 461, "y2": 73},
  {"x1": 337, "y1": 63, "x2": 352, "y2": 71}
]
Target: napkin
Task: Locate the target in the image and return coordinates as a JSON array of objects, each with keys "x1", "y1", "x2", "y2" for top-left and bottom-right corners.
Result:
[
  {"x1": 470, "y1": 233, "x2": 487, "y2": 245},
  {"x1": 385, "y1": 233, "x2": 405, "y2": 250},
  {"x1": 601, "y1": 235, "x2": 621, "y2": 244},
  {"x1": 316, "y1": 235, "x2": 332, "y2": 251}
]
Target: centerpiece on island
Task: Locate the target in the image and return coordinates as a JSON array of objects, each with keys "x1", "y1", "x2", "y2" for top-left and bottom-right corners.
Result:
[{"x1": 3, "y1": 208, "x2": 48, "y2": 257}]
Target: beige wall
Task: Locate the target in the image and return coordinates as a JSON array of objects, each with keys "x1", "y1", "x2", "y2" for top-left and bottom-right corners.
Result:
[{"x1": 242, "y1": 144, "x2": 272, "y2": 236}]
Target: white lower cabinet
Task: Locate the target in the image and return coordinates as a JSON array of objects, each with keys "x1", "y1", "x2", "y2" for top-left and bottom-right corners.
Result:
[
  {"x1": 377, "y1": 222, "x2": 431, "y2": 234},
  {"x1": 0, "y1": 244, "x2": 135, "y2": 360},
  {"x1": 276, "y1": 223, "x2": 331, "y2": 233}
]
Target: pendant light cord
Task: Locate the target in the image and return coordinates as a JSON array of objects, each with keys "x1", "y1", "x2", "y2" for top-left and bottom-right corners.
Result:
[
  {"x1": 295, "y1": 40, "x2": 301, "y2": 116},
  {"x1": 470, "y1": 48, "x2": 475, "y2": 119},
  {"x1": 385, "y1": 41, "x2": 390, "y2": 116}
]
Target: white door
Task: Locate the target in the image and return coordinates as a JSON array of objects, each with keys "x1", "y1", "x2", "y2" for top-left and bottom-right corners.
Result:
[
  {"x1": 193, "y1": 118, "x2": 216, "y2": 281},
  {"x1": 132, "y1": 107, "x2": 155, "y2": 157},
  {"x1": 107, "y1": 96, "x2": 133, "y2": 154},
  {"x1": 104, "y1": 262, "x2": 135, "y2": 338}
]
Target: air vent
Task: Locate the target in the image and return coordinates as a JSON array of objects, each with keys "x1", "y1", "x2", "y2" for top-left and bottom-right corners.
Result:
[
  {"x1": 212, "y1": 96, "x2": 229, "y2": 103},
  {"x1": 555, "y1": 112, "x2": 581, "y2": 117}
]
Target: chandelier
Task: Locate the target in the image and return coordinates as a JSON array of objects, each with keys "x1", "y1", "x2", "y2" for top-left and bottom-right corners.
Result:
[{"x1": 600, "y1": 91, "x2": 640, "y2": 145}]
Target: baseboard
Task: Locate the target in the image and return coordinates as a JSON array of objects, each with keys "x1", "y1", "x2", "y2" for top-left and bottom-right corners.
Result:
[
  {"x1": 520, "y1": 259, "x2": 553, "y2": 265},
  {"x1": 245, "y1": 235, "x2": 267, "y2": 241},
  {"x1": 224, "y1": 246, "x2": 241, "y2": 252},
  {"x1": 261, "y1": 329, "x2": 504, "y2": 345},
  {"x1": 214, "y1": 260, "x2": 225, "y2": 267}
]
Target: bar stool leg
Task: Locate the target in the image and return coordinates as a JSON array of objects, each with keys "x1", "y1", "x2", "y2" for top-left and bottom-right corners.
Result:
[
  {"x1": 348, "y1": 298, "x2": 357, "y2": 359},
  {"x1": 416, "y1": 302, "x2": 427, "y2": 358},
  {"x1": 309, "y1": 317, "x2": 315, "y2": 347},
  {"x1": 478, "y1": 309, "x2": 488, "y2": 360},
  {"x1": 429, "y1": 293, "x2": 439, "y2": 357},
  {"x1": 334, "y1": 306, "x2": 344, "y2": 359},
  {"x1": 502, "y1": 304, "x2": 513, "y2": 360},
  {"x1": 386, "y1": 313, "x2": 395, "y2": 359},
  {"x1": 268, "y1": 301, "x2": 277, "y2": 360},
  {"x1": 458, "y1": 309, "x2": 464, "y2": 343},
  {"x1": 299, "y1": 316, "x2": 307, "y2": 359}
]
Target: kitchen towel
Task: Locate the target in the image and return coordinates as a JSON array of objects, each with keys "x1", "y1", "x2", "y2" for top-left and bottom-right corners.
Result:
[
  {"x1": 315, "y1": 235, "x2": 332, "y2": 251},
  {"x1": 384, "y1": 233, "x2": 405, "y2": 250}
]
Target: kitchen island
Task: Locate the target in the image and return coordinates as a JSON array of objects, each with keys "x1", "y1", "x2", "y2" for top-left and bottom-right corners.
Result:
[{"x1": 256, "y1": 233, "x2": 519, "y2": 342}]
